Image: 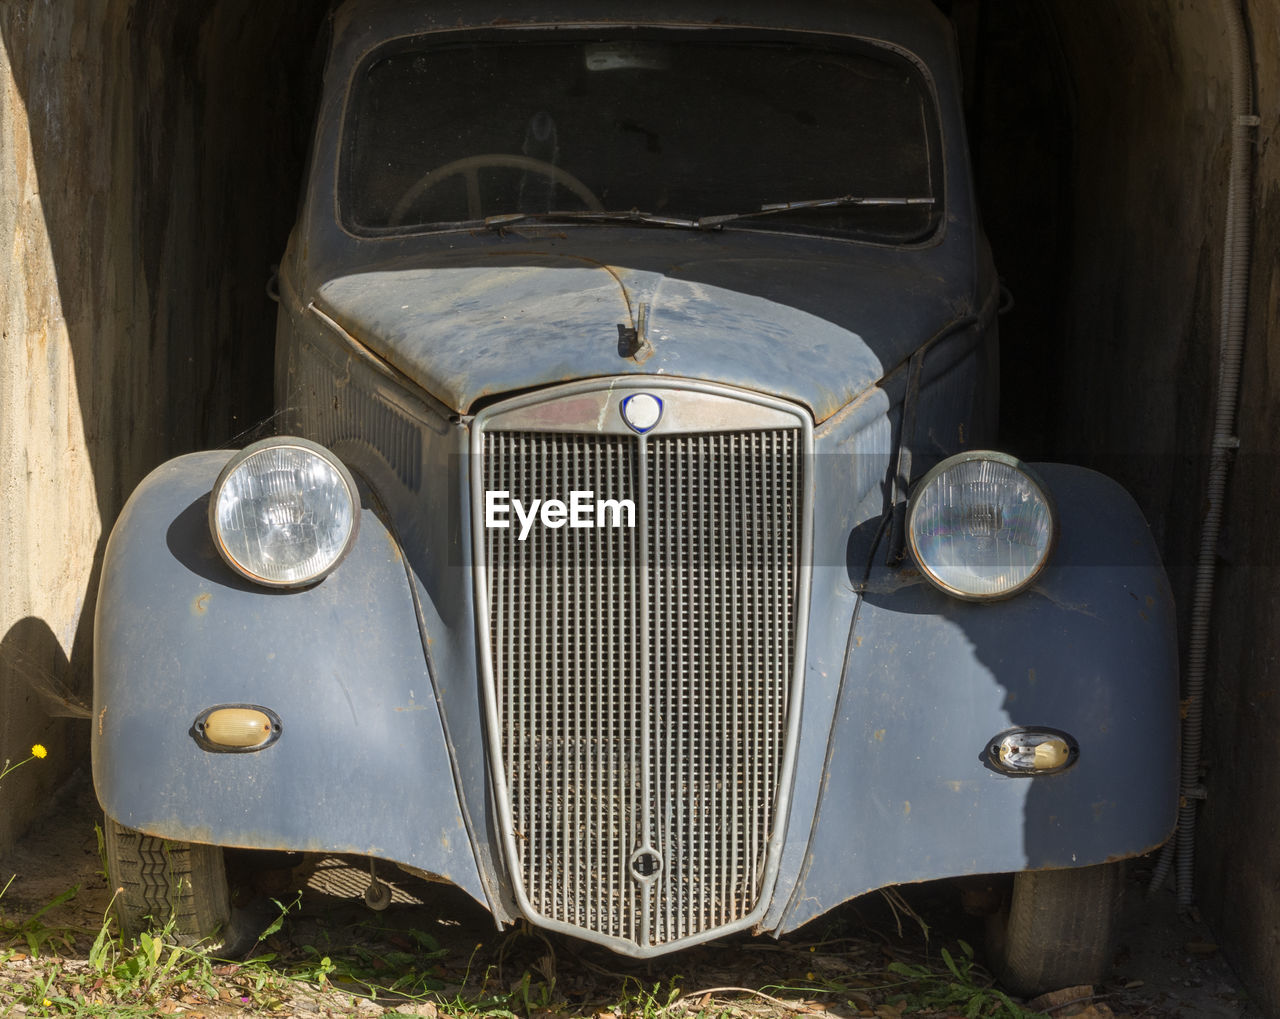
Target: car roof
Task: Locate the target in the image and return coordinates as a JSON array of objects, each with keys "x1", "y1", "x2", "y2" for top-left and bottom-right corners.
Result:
[{"x1": 328, "y1": 0, "x2": 956, "y2": 70}]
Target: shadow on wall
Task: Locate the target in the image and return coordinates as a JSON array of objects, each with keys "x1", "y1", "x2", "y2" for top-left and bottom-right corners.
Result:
[
  {"x1": 0, "y1": 0, "x2": 328, "y2": 844},
  {"x1": 0, "y1": 619, "x2": 92, "y2": 723},
  {"x1": 0, "y1": 620, "x2": 77, "y2": 846}
]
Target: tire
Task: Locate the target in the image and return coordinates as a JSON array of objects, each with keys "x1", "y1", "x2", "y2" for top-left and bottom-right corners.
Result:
[
  {"x1": 104, "y1": 817, "x2": 234, "y2": 950},
  {"x1": 985, "y1": 862, "x2": 1124, "y2": 997}
]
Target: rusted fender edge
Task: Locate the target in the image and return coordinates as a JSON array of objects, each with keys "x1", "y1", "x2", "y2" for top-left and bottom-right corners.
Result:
[
  {"x1": 772, "y1": 463, "x2": 1179, "y2": 933},
  {"x1": 92, "y1": 450, "x2": 487, "y2": 908}
]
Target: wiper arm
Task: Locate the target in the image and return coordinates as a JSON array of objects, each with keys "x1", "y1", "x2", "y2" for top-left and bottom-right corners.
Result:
[
  {"x1": 696, "y1": 195, "x2": 936, "y2": 228},
  {"x1": 484, "y1": 209, "x2": 702, "y2": 229},
  {"x1": 478, "y1": 197, "x2": 934, "y2": 231}
]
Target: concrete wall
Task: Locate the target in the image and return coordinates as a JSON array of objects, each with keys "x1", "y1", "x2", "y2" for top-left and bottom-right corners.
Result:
[
  {"x1": 0, "y1": 0, "x2": 323, "y2": 845},
  {"x1": 1045, "y1": 0, "x2": 1231, "y2": 632},
  {"x1": 981, "y1": 1, "x2": 1279, "y2": 1008},
  {"x1": 1198, "y1": 1, "x2": 1280, "y2": 1009},
  {"x1": 1, "y1": 0, "x2": 135, "y2": 845},
  {"x1": 1, "y1": 0, "x2": 1279, "y2": 1008}
]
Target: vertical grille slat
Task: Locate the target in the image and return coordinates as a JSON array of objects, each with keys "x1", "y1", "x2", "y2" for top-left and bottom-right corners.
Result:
[{"x1": 483, "y1": 410, "x2": 802, "y2": 950}]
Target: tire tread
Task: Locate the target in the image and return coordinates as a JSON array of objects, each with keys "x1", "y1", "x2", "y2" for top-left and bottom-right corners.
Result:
[
  {"x1": 988, "y1": 862, "x2": 1124, "y2": 997},
  {"x1": 105, "y1": 817, "x2": 232, "y2": 949}
]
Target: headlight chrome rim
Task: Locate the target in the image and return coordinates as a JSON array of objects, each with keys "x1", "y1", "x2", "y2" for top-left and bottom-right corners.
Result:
[
  {"x1": 208, "y1": 437, "x2": 360, "y2": 589},
  {"x1": 906, "y1": 450, "x2": 1057, "y2": 601}
]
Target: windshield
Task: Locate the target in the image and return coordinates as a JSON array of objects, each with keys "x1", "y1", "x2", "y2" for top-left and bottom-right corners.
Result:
[{"x1": 342, "y1": 31, "x2": 943, "y2": 241}]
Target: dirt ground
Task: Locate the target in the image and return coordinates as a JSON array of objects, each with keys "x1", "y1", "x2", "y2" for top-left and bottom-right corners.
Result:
[{"x1": 0, "y1": 771, "x2": 1263, "y2": 1017}]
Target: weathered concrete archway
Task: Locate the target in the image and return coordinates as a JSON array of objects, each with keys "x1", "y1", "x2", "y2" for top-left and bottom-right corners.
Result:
[{"x1": 1, "y1": 0, "x2": 1278, "y2": 1007}]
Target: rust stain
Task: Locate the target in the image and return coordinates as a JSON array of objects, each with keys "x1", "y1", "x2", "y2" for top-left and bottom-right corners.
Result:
[
  {"x1": 98, "y1": 706, "x2": 106, "y2": 736},
  {"x1": 903, "y1": 800, "x2": 911, "y2": 816},
  {"x1": 192, "y1": 592, "x2": 211, "y2": 615},
  {"x1": 855, "y1": 635, "x2": 864, "y2": 647},
  {"x1": 873, "y1": 728, "x2": 886, "y2": 742},
  {"x1": 385, "y1": 531, "x2": 403, "y2": 563}
]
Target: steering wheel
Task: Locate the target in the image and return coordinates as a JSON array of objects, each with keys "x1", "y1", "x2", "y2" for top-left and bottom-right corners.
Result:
[{"x1": 389, "y1": 154, "x2": 604, "y2": 225}]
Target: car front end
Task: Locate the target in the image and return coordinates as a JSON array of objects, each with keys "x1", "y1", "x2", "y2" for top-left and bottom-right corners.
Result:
[{"x1": 93, "y1": 0, "x2": 1178, "y2": 988}]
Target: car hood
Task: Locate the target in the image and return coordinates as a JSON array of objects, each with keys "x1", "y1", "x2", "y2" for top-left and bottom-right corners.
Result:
[{"x1": 313, "y1": 248, "x2": 969, "y2": 423}]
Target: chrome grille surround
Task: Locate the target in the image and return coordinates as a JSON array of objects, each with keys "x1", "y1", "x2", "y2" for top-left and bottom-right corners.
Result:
[{"x1": 471, "y1": 378, "x2": 813, "y2": 956}]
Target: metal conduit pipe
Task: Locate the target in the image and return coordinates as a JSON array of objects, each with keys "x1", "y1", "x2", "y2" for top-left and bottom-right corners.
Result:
[{"x1": 1155, "y1": 0, "x2": 1257, "y2": 908}]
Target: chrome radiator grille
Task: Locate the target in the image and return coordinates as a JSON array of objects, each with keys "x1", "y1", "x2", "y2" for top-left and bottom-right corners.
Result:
[{"x1": 479, "y1": 404, "x2": 804, "y2": 952}]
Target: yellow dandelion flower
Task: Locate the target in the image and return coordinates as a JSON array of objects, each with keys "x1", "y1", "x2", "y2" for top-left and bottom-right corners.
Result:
[{"x1": 30, "y1": 744, "x2": 47, "y2": 759}]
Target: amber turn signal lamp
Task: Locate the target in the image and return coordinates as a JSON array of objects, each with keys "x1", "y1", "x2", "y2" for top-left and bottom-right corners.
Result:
[
  {"x1": 191, "y1": 705, "x2": 282, "y2": 753},
  {"x1": 987, "y1": 727, "x2": 1077, "y2": 776}
]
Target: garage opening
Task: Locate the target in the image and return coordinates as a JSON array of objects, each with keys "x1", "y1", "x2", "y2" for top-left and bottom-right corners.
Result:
[{"x1": 1, "y1": 0, "x2": 1277, "y2": 1009}]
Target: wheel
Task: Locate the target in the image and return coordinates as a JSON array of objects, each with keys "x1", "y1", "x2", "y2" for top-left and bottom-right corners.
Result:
[
  {"x1": 104, "y1": 817, "x2": 234, "y2": 949},
  {"x1": 985, "y1": 862, "x2": 1124, "y2": 996},
  {"x1": 389, "y1": 153, "x2": 604, "y2": 224}
]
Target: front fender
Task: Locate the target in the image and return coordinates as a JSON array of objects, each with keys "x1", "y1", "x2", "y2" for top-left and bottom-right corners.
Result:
[
  {"x1": 92, "y1": 451, "x2": 487, "y2": 907},
  {"x1": 779, "y1": 463, "x2": 1179, "y2": 931}
]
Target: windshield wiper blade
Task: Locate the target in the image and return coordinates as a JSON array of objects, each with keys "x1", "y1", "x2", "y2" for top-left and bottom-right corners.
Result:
[
  {"x1": 478, "y1": 197, "x2": 934, "y2": 231},
  {"x1": 484, "y1": 209, "x2": 701, "y2": 229},
  {"x1": 696, "y1": 195, "x2": 936, "y2": 228}
]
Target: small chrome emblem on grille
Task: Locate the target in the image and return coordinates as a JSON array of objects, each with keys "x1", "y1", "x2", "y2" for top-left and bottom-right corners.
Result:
[
  {"x1": 629, "y1": 846, "x2": 663, "y2": 883},
  {"x1": 621, "y1": 393, "x2": 663, "y2": 433}
]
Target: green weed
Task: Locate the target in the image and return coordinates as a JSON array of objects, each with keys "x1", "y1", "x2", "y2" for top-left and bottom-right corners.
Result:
[
  {"x1": 0, "y1": 884, "x2": 79, "y2": 957},
  {"x1": 884, "y1": 939, "x2": 1043, "y2": 1018},
  {"x1": 611, "y1": 975, "x2": 685, "y2": 1018}
]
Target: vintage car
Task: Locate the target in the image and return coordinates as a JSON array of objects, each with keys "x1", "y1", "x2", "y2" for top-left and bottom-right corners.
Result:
[{"x1": 92, "y1": 0, "x2": 1179, "y2": 996}]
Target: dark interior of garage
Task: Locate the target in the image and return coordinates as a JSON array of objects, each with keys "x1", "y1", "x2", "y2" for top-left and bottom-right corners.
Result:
[{"x1": 1, "y1": 0, "x2": 1277, "y2": 1009}]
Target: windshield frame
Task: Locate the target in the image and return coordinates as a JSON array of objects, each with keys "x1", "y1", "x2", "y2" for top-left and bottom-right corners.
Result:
[{"x1": 334, "y1": 24, "x2": 949, "y2": 247}]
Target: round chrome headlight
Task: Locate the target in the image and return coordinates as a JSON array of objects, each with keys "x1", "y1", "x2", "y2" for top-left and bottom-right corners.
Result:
[
  {"x1": 209, "y1": 437, "x2": 359, "y2": 588},
  {"x1": 906, "y1": 451, "x2": 1055, "y2": 601}
]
